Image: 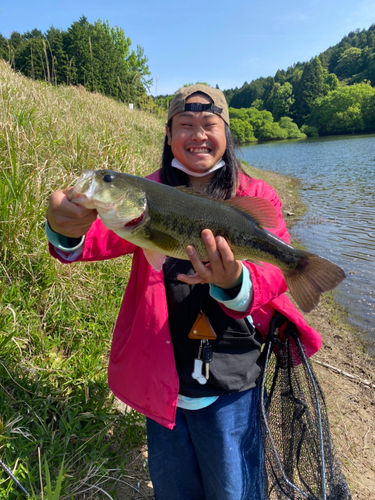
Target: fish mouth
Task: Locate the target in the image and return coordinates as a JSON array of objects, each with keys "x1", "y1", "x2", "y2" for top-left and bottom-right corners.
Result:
[{"x1": 69, "y1": 170, "x2": 96, "y2": 205}]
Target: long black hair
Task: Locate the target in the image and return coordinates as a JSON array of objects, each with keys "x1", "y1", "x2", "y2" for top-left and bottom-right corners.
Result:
[{"x1": 160, "y1": 119, "x2": 248, "y2": 200}]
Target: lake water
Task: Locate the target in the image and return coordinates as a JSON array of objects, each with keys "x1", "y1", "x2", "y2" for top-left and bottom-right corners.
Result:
[{"x1": 238, "y1": 134, "x2": 375, "y2": 355}]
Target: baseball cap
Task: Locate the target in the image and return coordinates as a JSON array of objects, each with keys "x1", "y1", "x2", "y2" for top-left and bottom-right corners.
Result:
[{"x1": 167, "y1": 84, "x2": 230, "y2": 125}]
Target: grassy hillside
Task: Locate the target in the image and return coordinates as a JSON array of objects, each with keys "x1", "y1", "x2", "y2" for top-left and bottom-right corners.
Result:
[{"x1": 0, "y1": 60, "x2": 164, "y2": 499}]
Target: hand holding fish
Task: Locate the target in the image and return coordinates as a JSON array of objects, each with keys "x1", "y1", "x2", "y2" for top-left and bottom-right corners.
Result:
[
  {"x1": 177, "y1": 229, "x2": 243, "y2": 289},
  {"x1": 47, "y1": 188, "x2": 97, "y2": 238}
]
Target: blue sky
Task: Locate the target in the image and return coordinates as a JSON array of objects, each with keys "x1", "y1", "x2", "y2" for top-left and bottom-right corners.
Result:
[{"x1": 1, "y1": 0, "x2": 374, "y2": 95}]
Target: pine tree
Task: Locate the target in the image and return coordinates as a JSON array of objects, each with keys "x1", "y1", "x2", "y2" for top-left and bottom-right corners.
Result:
[
  {"x1": 65, "y1": 16, "x2": 93, "y2": 88},
  {"x1": 46, "y1": 27, "x2": 70, "y2": 85},
  {"x1": 15, "y1": 37, "x2": 45, "y2": 80},
  {"x1": 0, "y1": 34, "x2": 8, "y2": 60},
  {"x1": 292, "y1": 57, "x2": 326, "y2": 126}
]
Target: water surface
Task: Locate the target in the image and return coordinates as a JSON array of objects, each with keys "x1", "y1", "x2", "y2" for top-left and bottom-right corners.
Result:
[{"x1": 239, "y1": 134, "x2": 375, "y2": 354}]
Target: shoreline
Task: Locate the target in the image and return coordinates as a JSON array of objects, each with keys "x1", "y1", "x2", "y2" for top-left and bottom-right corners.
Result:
[
  {"x1": 242, "y1": 162, "x2": 375, "y2": 499},
  {"x1": 237, "y1": 129, "x2": 375, "y2": 145}
]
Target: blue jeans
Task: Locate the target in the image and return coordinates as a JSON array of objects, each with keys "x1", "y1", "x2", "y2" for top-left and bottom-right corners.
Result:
[{"x1": 146, "y1": 386, "x2": 265, "y2": 500}]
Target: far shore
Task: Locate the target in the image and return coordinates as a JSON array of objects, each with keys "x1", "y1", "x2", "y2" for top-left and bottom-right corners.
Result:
[{"x1": 236, "y1": 129, "x2": 375, "y2": 145}]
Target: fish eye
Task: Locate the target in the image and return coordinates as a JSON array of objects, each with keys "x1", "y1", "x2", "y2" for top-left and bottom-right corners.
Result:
[{"x1": 103, "y1": 174, "x2": 114, "y2": 183}]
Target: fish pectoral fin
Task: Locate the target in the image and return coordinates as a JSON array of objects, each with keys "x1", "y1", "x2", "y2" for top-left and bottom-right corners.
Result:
[
  {"x1": 143, "y1": 228, "x2": 180, "y2": 271},
  {"x1": 147, "y1": 228, "x2": 181, "y2": 253},
  {"x1": 143, "y1": 249, "x2": 167, "y2": 271},
  {"x1": 225, "y1": 197, "x2": 279, "y2": 229},
  {"x1": 142, "y1": 229, "x2": 181, "y2": 270}
]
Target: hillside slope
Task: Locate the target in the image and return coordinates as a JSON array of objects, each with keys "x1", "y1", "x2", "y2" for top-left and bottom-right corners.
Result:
[{"x1": 0, "y1": 60, "x2": 164, "y2": 498}]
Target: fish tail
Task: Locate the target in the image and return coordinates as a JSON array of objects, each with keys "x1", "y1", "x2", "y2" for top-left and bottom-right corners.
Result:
[{"x1": 285, "y1": 254, "x2": 346, "y2": 313}]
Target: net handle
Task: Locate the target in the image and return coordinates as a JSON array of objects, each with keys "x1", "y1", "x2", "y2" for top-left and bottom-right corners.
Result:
[{"x1": 260, "y1": 312, "x2": 326, "y2": 500}]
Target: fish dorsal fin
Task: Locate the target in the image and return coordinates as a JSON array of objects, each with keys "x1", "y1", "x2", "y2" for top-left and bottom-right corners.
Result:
[
  {"x1": 225, "y1": 196, "x2": 279, "y2": 228},
  {"x1": 175, "y1": 186, "x2": 279, "y2": 228}
]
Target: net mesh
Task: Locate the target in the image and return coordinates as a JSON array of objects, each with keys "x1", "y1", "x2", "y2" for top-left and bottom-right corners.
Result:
[{"x1": 259, "y1": 314, "x2": 352, "y2": 500}]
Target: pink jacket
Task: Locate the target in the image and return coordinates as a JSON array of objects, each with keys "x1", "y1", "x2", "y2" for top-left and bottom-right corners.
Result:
[{"x1": 50, "y1": 171, "x2": 322, "y2": 429}]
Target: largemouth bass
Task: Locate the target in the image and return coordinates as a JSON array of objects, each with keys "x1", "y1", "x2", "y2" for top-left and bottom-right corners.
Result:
[{"x1": 69, "y1": 169, "x2": 346, "y2": 313}]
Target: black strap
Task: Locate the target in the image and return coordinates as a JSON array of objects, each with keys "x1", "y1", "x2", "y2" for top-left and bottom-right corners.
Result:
[{"x1": 184, "y1": 102, "x2": 223, "y2": 115}]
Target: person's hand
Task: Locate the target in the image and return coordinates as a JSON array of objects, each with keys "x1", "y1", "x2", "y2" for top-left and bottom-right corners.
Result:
[
  {"x1": 177, "y1": 229, "x2": 242, "y2": 289},
  {"x1": 47, "y1": 188, "x2": 97, "y2": 238}
]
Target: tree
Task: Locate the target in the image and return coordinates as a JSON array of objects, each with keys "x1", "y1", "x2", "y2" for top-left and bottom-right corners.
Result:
[
  {"x1": 271, "y1": 82, "x2": 294, "y2": 121},
  {"x1": 230, "y1": 119, "x2": 255, "y2": 143},
  {"x1": 229, "y1": 107, "x2": 303, "y2": 142},
  {"x1": 325, "y1": 73, "x2": 340, "y2": 92},
  {"x1": 278, "y1": 117, "x2": 306, "y2": 139},
  {"x1": 0, "y1": 34, "x2": 9, "y2": 60},
  {"x1": 308, "y1": 83, "x2": 375, "y2": 134},
  {"x1": 66, "y1": 16, "x2": 108, "y2": 91},
  {"x1": 250, "y1": 99, "x2": 264, "y2": 110},
  {"x1": 13, "y1": 36, "x2": 45, "y2": 81},
  {"x1": 362, "y1": 92, "x2": 375, "y2": 129},
  {"x1": 229, "y1": 77, "x2": 274, "y2": 109},
  {"x1": 335, "y1": 47, "x2": 364, "y2": 78},
  {"x1": 292, "y1": 57, "x2": 326, "y2": 126},
  {"x1": 45, "y1": 27, "x2": 70, "y2": 85},
  {"x1": 274, "y1": 69, "x2": 286, "y2": 84},
  {"x1": 223, "y1": 87, "x2": 235, "y2": 105},
  {"x1": 300, "y1": 124, "x2": 319, "y2": 137},
  {"x1": 97, "y1": 20, "x2": 151, "y2": 96},
  {"x1": 125, "y1": 45, "x2": 152, "y2": 93}
]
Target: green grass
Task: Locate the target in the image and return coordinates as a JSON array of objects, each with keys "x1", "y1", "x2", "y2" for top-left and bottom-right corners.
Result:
[{"x1": 0, "y1": 61, "x2": 165, "y2": 498}]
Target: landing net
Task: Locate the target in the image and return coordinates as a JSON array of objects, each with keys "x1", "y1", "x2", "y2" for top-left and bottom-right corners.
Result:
[{"x1": 259, "y1": 313, "x2": 351, "y2": 500}]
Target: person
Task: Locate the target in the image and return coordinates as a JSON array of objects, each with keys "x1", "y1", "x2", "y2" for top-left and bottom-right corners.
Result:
[{"x1": 46, "y1": 84, "x2": 322, "y2": 500}]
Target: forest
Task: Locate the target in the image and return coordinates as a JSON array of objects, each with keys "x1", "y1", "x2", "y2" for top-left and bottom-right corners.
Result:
[
  {"x1": 224, "y1": 25, "x2": 375, "y2": 141},
  {"x1": 1, "y1": 20, "x2": 375, "y2": 142},
  {"x1": 0, "y1": 16, "x2": 152, "y2": 107}
]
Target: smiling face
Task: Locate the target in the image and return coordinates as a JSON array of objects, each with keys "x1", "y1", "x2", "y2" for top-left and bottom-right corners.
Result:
[{"x1": 166, "y1": 93, "x2": 227, "y2": 180}]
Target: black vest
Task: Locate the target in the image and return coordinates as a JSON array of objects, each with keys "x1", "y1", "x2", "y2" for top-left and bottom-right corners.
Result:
[{"x1": 163, "y1": 258, "x2": 263, "y2": 398}]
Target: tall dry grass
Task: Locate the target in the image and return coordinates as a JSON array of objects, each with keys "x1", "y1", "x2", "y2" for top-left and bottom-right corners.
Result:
[{"x1": 0, "y1": 60, "x2": 165, "y2": 499}]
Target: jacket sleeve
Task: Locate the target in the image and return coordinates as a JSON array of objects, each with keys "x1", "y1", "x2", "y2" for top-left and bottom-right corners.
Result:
[
  {"x1": 49, "y1": 217, "x2": 137, "y2": 263},
  {"x1": 220, "y1": 176, "x2": 289, "y2": 318}
]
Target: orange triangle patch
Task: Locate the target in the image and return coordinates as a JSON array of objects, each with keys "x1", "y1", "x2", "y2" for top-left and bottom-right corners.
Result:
[{"x1": 188, "y1": 311, "x2": 217, "y2": 340}]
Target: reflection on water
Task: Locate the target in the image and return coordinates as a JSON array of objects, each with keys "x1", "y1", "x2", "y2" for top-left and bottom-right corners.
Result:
[{"x1": 239, "y1": 134, "x2": 375, "y2": 355}]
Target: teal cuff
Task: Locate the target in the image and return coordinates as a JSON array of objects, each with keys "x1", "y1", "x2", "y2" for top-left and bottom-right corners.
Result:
[
  {"x1": 209, "y1": 264, "x2": 253, "y2": 312},
  {"x1": 45, "y1": 221, "x2": 85, "y2": 252}
]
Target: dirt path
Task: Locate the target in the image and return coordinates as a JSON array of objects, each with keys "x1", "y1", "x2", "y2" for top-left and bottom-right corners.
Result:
[{"x1": 116, "y1": 165, "x2": 375, "y2": 499}]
